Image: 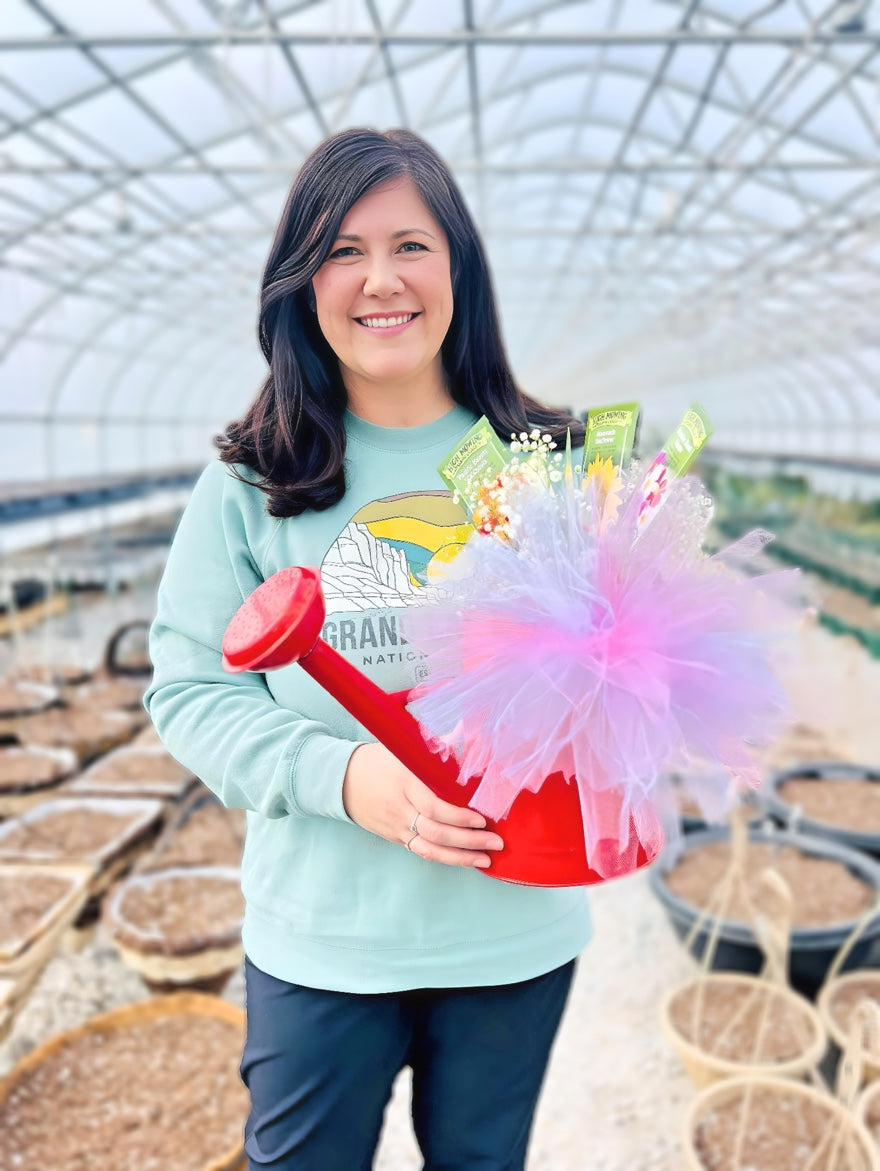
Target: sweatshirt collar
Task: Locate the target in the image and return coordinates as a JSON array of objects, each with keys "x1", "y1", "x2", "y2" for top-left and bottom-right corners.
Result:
[{"x1": 344, "y1": 404, "x2": 476, "y2": 453}]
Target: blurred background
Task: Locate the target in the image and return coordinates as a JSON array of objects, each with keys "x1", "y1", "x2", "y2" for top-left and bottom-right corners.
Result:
[
  {"x1": 1, "y1": 3, "x2": 880, "y2": 1169},
  {"x1": 2, "y1": 0, "x2": 879, "y2": 657}
]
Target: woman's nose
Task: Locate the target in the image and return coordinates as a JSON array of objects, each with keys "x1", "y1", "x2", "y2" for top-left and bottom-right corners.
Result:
[{"x1": 363, "y1": 256, "x2": 405, "y2": 298}]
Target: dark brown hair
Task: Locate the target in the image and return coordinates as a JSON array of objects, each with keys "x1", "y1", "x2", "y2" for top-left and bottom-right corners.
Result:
[{"x1": 217, "y1": 127, "x2": 585, "y2": 516}]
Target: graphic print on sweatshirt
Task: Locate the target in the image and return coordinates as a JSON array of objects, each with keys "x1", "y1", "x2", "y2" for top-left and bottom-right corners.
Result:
[{"x1": 320, "y1": 491, "x2": 471, "y2": 688}]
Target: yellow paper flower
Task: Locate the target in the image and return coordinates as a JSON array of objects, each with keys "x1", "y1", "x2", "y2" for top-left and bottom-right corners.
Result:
[
  {"x1": 585, "y1": 454, "x2": 617, "y2": 495},
  {"x1": 585, "y1": 454, "x2": 624, "y2": 526}
]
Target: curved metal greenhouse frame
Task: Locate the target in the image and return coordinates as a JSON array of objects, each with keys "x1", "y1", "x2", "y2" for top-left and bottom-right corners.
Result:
[{"x1": 1, "y1": 0, "x2": 878, "y2": 483}]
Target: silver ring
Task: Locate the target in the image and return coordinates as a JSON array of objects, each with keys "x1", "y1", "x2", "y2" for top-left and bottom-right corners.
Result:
[
  {"x1": 405, "y1": 832, "x2": 419, "y2": 852},
  {"x1": 409, "y1": 812, "x2": 421, "y2": 834}
]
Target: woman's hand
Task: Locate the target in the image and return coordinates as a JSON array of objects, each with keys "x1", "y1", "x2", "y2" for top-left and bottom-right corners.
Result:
[{"x1": 342, "y1": 742, "x2": 504, "y2": 869}]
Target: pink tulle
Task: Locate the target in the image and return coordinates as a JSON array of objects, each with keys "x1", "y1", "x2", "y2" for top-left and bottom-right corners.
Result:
[{"x1": 403, "y1": 474, "x2": 800, "y2": 878}]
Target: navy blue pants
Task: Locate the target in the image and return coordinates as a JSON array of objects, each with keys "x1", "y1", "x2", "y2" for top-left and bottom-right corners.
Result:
[{"x1": 241, "y1": 956, "x2": 575, "y2": 1170}]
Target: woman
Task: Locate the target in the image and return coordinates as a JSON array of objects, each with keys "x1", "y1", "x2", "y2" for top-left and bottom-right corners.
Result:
[{"x1": 146, "y1": 127, "x2": 591, "y2": 1171}]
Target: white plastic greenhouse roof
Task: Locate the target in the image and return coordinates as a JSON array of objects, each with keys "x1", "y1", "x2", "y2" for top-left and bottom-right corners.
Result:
[{"x1": 2, "y1": 0, "x2": 879, "y2": 484}]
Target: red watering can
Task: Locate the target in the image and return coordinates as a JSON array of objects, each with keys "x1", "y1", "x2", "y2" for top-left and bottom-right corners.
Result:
[{"x1": 221, "y1": 566, "x2": 657, "y2": 886}]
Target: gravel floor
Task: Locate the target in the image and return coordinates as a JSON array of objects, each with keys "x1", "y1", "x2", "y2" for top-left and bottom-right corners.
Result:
[{"x1": 2, "y1": 595, "x2": 880, "y2": 1168}]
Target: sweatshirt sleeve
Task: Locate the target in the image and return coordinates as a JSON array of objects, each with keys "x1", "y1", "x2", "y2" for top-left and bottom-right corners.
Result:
[{"x1": 145, "y1": 460, "x2": 362, "y2": 821}]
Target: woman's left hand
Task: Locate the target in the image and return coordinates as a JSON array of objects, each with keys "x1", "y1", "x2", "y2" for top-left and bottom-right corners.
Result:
[{"x1": 342, "y1": 742, "x2": 504, "y2": 868}]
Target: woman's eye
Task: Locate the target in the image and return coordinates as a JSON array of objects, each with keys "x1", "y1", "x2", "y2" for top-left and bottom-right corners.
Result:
[
  {"x1": 328, "y1": 246, "x2": 359, "y2": 259},
  {"x1": 398, "y1": 241, "x2": 427, "y2": 253}
]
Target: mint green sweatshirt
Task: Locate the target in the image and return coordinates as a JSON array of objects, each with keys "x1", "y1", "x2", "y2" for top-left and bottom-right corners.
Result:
[{"x1": 146, "y1": 405, "x2": 591, "y2": 993}]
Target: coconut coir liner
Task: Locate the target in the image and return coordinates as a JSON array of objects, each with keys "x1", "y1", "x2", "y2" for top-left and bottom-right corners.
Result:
[
  {"x1": 669, "y1": 981, "x2": 814, "y2": 1065},
  {"x1": 0, "y1": 1012, "x2": 247, "y2": 1171},
  {"x1": 828, "y1": 976, "x2": 880, "y2": 1043},
  {"x1": 693, "y1": 1086, "x2": 873, "y2": 1170}
]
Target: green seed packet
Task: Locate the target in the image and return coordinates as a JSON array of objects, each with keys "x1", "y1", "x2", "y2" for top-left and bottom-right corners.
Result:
[
  {"x1": 661, "y1": 405, "x2": 714, "y2": 478},
  {"x1": 437, "y1": 416, "x2": 510, "y2": 515},
  {"x1": 582, "y1": 402, "x2": 640, "y2": 484}
]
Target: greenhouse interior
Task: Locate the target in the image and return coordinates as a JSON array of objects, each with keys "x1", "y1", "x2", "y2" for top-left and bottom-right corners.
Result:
[{"x1": 2, "y1": 1, "x2": 880, "y2": 1168}]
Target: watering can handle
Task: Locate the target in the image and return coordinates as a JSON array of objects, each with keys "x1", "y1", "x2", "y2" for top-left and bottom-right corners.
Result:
[
  {"x1": 220, "y1": 565, "x2": 465, "y2": 798},
  {"x1": 300, "y1": 640, "x2": 462, "y2": 796}
]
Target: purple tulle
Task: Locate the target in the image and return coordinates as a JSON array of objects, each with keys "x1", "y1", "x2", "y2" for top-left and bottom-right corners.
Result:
[{"x1": 403, "y1": 473, "x2": 800, "y2": 877}]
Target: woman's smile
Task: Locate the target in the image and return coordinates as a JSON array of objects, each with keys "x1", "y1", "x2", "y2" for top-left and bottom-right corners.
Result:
[{"x1": 354, "y1": 311, "x2": 421, "y2": 334}]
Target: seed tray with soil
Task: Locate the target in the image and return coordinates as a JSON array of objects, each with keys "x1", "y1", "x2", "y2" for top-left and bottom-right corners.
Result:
[
  {"x1": 0, "y1": 993, "x2": 248, "y2": 1171},
  {"x1": 131, "y1": 721, "x2": 162, "y2": 748},
  {"x1": 0, "y1": 862, "x2": 94, "y2": 977},
  {"x1": 764, "y1": 762, "x2": 880, "y2": 856},
  {"x1": 67, "y1": 675, "x2": 148, "y2": 712},
  {"x1": 15, "y1": 703, "x2": 146, "y2": 765},
  {"x1": 650, "y1": 827, "x2": 880, "y2": 994},
  {"x1": 685, "y1": 1075, "x2": 878, "y2": 1170},
  {"x1": 8, "y1": 662, "x2": 94, "y2": 689},
  {"x1": 104, "y1": 866, "x2": 244, "y2": 988},
  {"x1": 663, "y1": 973, "x2": 826, "y2": 1086},
  {"x1": 0, "y1": 744, "x2": 78, "y2": 816},
  {"x1": 139, "y1": 795, "x2": 245, "y2": 872},
  {"x1": 68, "y1": 745, "x2": 196, "y2": 801},
  {"x1": 0, "y1": 797, "x2": 164, "y2": 900},
  {"x1": 0, "y1": 681, "x2": 57, "y2": 724}
]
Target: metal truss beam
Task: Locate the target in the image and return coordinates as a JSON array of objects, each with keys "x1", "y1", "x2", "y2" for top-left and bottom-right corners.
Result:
[
  {"x1": 21, "y1": 0, "x2": 272, "y2": 239},
  {"x1": 3, "y1": 27, "x2": 871, "y2": 273},
  {"x1": 364, "y1": 0, "x2": 408, "y2": 125},
  {"x1": 5, "y1": 160, "x2": 874, "y2": 175},
  {"x1": 6, "y1": 225, "x2": 862, "y2": 239},
  {"x1": 253, "y1": 0, "x2": 328, "y2": 136},
  {"x1": 3, "y1": 30, "x2": 880, "y2": 48}
]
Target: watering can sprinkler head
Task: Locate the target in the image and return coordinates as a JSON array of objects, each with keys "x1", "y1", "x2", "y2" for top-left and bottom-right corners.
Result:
[{"x1": 222, "y1": 566, "x2": 326, "y2": 673}]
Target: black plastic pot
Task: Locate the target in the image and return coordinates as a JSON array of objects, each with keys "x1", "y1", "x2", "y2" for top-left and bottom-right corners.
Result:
[
  {"x1": 761, "y1": 760, "x2": 880, "y2": 858},
  {"x1": 649, "y1": 825, "x2": 880, "y2": 998}
]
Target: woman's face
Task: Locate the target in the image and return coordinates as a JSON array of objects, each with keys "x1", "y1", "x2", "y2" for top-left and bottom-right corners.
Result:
[{"x1": 311, "y1": 177, "x2": 454, "y2": 405}]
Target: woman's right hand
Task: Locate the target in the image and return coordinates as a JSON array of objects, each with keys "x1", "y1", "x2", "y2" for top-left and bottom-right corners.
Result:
[{"x1": 342, "y1": 742, "x2": 504, "y2": 869}]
